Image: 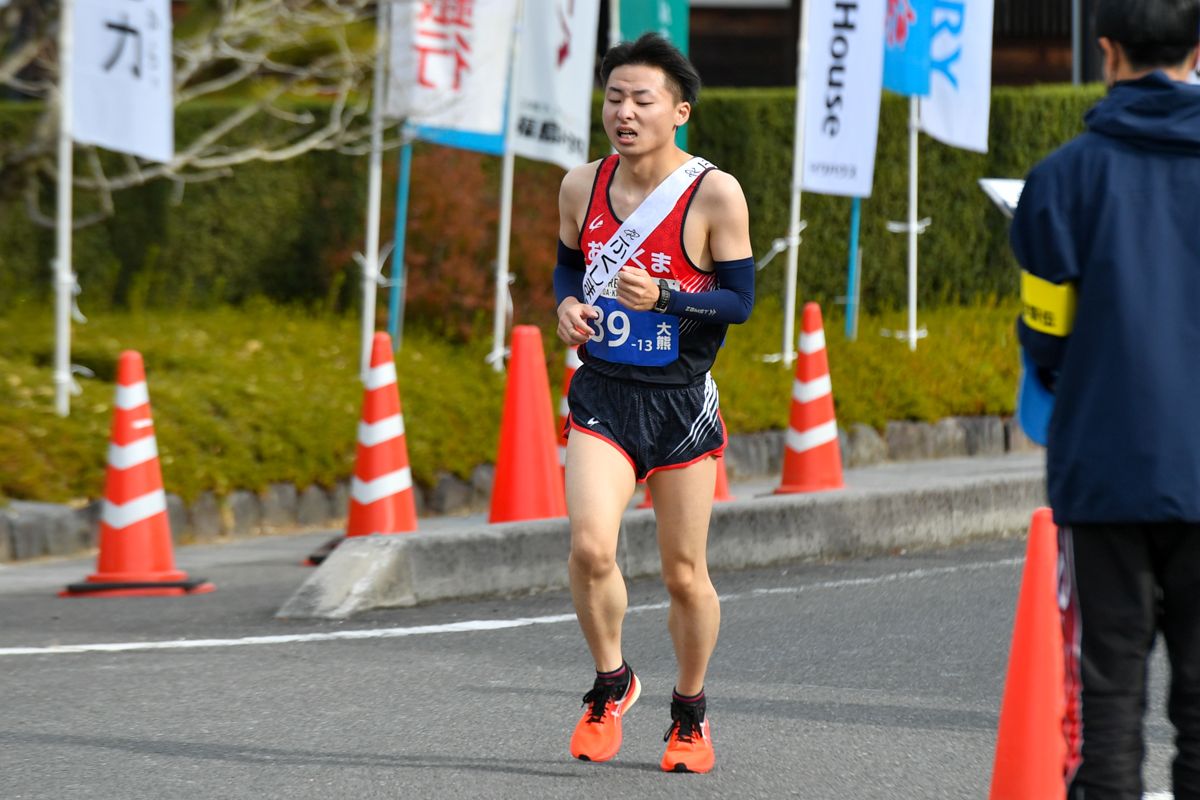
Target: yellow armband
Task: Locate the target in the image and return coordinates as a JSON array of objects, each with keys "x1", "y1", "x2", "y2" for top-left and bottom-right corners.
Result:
[{"x1": 1021, "y1": 271, "x2": 1076, "y2": 337}]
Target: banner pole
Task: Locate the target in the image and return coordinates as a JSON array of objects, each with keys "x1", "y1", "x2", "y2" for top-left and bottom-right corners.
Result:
[
  {"x1": 906, "y1": 95, "x2": 919, "y2": 351},
  {"x1": 54, "y1": 0, "x2": 76, "y2": 417},
  {"x1": 490, "y1": 0, "x2": 525, "y2": 372},
  {"x1": 388, "y1": 131, "x2": 413, "y2": 352},
  {"x1": 360, "y1": 2, "x2": 390, "y2": 380},
  {"x1": 845, "y1": 197, "x2": 861, "y2": 341},
  {"x1": 782, "y1": 0, "x2": 813, "y2": 369}
]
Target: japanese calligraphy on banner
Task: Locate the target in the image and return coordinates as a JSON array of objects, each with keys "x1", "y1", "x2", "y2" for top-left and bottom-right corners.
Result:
[
  {"x1": 800, "y1": 0, "x2": 886, "y2": 198},
  {"x1": 919, "y1": 0, "x2": 995, "y2": 153},
  {"x1": 71, "y1": 0, "x2": 174, "y2": 163},
  {"x1": 386, "y1": 0, "x2": 519, "y2": 139},
  {"x1": 509, "y1": 0, "x2": 600, "y2": 170}
]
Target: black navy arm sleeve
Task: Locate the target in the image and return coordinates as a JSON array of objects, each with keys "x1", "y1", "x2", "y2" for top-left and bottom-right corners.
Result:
[
  {"x1": 664, "y1": 256, "x2": 756, "y2": 324},
  {"x1": 554, "y1": 241, "x2": 585, "y2": 306}
]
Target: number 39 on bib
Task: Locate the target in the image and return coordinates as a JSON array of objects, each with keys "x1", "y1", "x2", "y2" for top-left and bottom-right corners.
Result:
[{"x1": 588, "y1": 279, "x2": 680, "y2": 367}]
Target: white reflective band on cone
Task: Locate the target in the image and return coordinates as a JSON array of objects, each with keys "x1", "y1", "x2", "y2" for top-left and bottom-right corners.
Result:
[
  {"x1": 365, "y1": 362, "x2": 397, "y2": 390},
  {"x1": 358, "y1": 415, "x2": 405, "y2": 447},
  {"x1": 101, "y1": 489, "x2": 167, "y2": 529},
  {"x1": 351, "y1": 468, "x2": 413, "y2": 505},
  {"x1": 107, "y1": 437, "x2": 159, "y2": 470},
  {"x1": 792, "y1": 375, "x2": 832, "y2": 405},
  {"x1": 114, "y1": 382, "x2": 150, "y2": 410},
  {"x1": 786, "y1": 420, "x2": 839, "y2": 453}
]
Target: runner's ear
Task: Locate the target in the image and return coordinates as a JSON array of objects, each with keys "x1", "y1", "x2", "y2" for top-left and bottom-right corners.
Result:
[{"x1": 675, "y1": 102, "x2": 691, "y2": 128}]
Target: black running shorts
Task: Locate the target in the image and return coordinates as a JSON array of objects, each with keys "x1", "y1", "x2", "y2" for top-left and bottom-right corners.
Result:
[{"x1": 566, "y1": 365, "x2": 726, "y2": 480}]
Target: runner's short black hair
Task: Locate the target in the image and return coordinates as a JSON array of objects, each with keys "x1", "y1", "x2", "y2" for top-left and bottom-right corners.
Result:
[
  {"x1": 600, "y1": 33, "x2": 701, "y2": 106},
  {"x1": 1096, "y1": 0, "x2": 1200, "y2": 69}
]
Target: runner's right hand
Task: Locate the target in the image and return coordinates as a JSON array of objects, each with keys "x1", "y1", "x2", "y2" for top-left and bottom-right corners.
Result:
[{"x1": 557, "y1": 300, "x2": 599, "y2": 346}]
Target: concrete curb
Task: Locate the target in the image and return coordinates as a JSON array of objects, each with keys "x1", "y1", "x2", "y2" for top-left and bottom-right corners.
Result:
[
  {"x1": 1, "y1": 416, "x2": 1041, "y2": 565},
  {"x1": 276, "y1": 459, "x2": 1045, "y2": 620}
]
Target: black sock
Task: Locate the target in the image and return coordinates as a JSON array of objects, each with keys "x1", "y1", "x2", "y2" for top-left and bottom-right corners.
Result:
[
  {"x1": 672, "y1": 687, "x2": 706, "y2": 717},
  {"x1": 596, "y1": 662, "x2": 630, "y2": 692}
]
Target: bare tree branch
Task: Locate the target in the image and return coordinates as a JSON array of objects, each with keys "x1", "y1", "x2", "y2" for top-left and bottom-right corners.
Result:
[{"x1": 1, "y1": 0, "x2": 403, "y2": 225}]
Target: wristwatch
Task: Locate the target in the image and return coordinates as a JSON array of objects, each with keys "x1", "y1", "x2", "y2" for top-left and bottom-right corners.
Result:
[{"x1": 653, "y1": 284, "x2": 672, "y2": 313}]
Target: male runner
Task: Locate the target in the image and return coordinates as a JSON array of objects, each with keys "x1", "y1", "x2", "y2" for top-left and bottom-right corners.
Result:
[{"x1": 552, "y1": 33, "x2": 754, "y2": 774}]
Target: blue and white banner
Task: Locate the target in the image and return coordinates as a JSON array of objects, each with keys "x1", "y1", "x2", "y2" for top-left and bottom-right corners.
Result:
[
  {"x1": 920, "y1": 0, "x2": 994, "y2": 153},
  {"x1": 800, "y1": 0, "x2": 886, "y2": 198},
  {"x1": 883, "y1": 0, "x2": 934, "y2": 96}
]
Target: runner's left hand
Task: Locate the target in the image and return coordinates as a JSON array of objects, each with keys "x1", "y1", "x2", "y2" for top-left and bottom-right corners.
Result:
[{"x1": 615, "y1": 266, "x2": 659, "y2": 311}]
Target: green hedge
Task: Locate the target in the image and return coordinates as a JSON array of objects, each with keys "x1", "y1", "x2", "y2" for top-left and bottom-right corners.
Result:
[
  {"x1": 0, "y1": 85, "x2": 1104, "y2": 325},
  {"x1": 0, "y1": 299, "x2": 1021, "y2": 504}
]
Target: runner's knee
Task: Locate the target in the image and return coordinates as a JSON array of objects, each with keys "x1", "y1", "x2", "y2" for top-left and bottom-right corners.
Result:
[
  {"x1": 569, "y1": 541, "x2": 619, "y2": 579},
  {"x1": 661, "y1": 560, "x2": 711, "y2": 600}
]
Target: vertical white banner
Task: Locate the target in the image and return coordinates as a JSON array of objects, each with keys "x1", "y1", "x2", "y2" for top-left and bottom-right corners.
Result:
[
  {"x1": 800, "y1": 0, "x2": 886, "y2": 198},
  {"x1": 386, "y1": 0, "x2": 519, "y2": 134},
  {"x1": 71, "y1": 0, "x2": 173, "y2": 163},
  {"x1": 509, "y1": 0, "x2": 600, "y2": 170},
  {"x1": 919, "y1": 0, "x2": 994, "y2": 153}
]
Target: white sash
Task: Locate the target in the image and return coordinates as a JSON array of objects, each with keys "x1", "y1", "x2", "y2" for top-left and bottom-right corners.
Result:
[{"x1": 581, "y1": 156, "x2": 715, "y2": 305}]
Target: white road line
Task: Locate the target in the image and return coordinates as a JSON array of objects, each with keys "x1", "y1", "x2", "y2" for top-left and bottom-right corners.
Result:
[{"x1": 0, "y1": 558, "x2": 1021, "y2": 658}]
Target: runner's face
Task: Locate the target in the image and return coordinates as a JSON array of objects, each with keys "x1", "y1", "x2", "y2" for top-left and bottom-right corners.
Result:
[{"x1": 603, "y1": 65, "x2": 690, "y2": 155}]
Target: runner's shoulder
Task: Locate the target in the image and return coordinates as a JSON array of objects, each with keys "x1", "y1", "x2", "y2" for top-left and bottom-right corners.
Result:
[
  {"x1": 692, "y1": 168, "x2": 748, "y2": 216},
  {"x1": 560, "y1": 159, "x2": 605, "y2": 202}
]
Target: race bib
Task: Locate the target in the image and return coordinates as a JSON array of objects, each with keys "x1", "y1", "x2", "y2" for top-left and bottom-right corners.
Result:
[{"x1": 588, "y1": 278, "x2": 680, "y2": 367}]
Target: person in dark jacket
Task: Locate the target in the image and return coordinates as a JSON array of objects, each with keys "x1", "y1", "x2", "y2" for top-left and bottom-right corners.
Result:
[{"x1": 1011, "y1": 1, "x2": 1200, "y2": 796}]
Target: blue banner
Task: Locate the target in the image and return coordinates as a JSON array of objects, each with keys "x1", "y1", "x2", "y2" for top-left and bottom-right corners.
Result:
[
  {"x1": 409, "y1": 124, "x2": 505, "y2": 156},
  {"x1": 883, "y1": 0, "x2": 934, "y2": 96}
]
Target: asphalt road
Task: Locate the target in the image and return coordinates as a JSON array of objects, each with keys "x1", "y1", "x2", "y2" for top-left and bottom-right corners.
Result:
[{"x1": 0, "y1": 531, "x2": 1175, "y2": 799}]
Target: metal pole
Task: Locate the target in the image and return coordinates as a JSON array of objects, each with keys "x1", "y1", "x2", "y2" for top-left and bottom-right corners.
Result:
[
  {"x1": 1071, "y1": 0, "x2": 1082, "y2": 85},
  {"x1": 490, "y1": 0, "x2": 524, "y2": 372},
  {"x1": 388, "y1": 134, "x2": 413, "y2": 352},
  {"x1": 54, "y1": 0, "x2": 76, "y2": 417},
  {"x1": 783, "y1": 0, "x2": 812, "y2": 369},
  {"x1": 845, "y1": 197, "x2": 861, "y2": 341},
  {"x1": 360, "y1": 1, "x2": 390, "y2": 379},
  {"x1": 609, "y1": 0, "x2": 621, "y2": 46},
  {"x1": 906, "y1": 95, "x2": 918, "y2": 351},
  {"x1": 852, "y1": 247, "x2": 862, "y2": 341}
]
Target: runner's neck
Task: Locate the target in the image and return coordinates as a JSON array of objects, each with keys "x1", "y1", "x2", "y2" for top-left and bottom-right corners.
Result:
[{"x1": 613, "y1": 150, "x2": 695, "y2": 197}]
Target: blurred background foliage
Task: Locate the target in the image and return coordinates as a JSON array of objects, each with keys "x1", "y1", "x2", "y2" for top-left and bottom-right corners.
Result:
[{"x1": 0, "y1": 82, "x2": 1095, "y2": 504}]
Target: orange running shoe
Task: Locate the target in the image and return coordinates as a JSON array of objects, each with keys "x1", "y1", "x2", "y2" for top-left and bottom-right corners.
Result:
[
  {"x1": 660, "y1": 698, "x2": 715, "y2": 773},
  {"x1": 569, "y1": 667, "x2": 641, "y2": 762}
]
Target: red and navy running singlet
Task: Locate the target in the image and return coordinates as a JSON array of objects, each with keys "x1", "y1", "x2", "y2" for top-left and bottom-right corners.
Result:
[{"x1": 577, "y1": 154, "x2": 726, "y2": 386}]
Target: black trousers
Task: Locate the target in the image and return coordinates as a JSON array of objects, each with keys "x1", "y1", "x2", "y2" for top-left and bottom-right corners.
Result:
[{"x1": 1060, "y1": 524, "x2": 1200, "y2": 800}]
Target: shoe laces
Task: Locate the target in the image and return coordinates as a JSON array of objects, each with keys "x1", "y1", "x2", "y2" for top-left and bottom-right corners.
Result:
[
  {"x1": 580, "y1": 678, "x2": 624, "y2": 724},
  {"x1": 664, "y1": 701, "x2": 704, "y2": 744}
]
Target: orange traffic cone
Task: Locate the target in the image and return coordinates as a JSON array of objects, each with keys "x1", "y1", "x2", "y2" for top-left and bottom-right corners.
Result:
[
  {"x1": 489, "y1": 326, "x2": 566, "y2": 523},
  {"x1": 308, "y1": 333, "x2": 417, "y2": 565},
  {"x1": 638, "y1": 456, "x2": 734, "y2": 508},
  {"x1": 988, "y1": 508, "x2": 1067, "y2": 800},
  {"x1": 556, "y1": 345, "x2": 582, "y2": 473},
  {"x1": 775, "y1": 303, "x2": 844, "y2": 494},
  {"x1": 62, "y1": 351, "x2": 214, "y2": 597}
]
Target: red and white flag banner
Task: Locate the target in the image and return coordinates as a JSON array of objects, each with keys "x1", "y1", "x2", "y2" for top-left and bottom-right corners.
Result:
[{"x1": 386, "y1": 0, "x2": 519, "y2": 136}]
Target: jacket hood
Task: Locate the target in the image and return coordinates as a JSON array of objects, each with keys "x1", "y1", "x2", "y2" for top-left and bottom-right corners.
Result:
[{"x1": 1086, "y1": 71, "x2": 1200, "y2": 153}]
